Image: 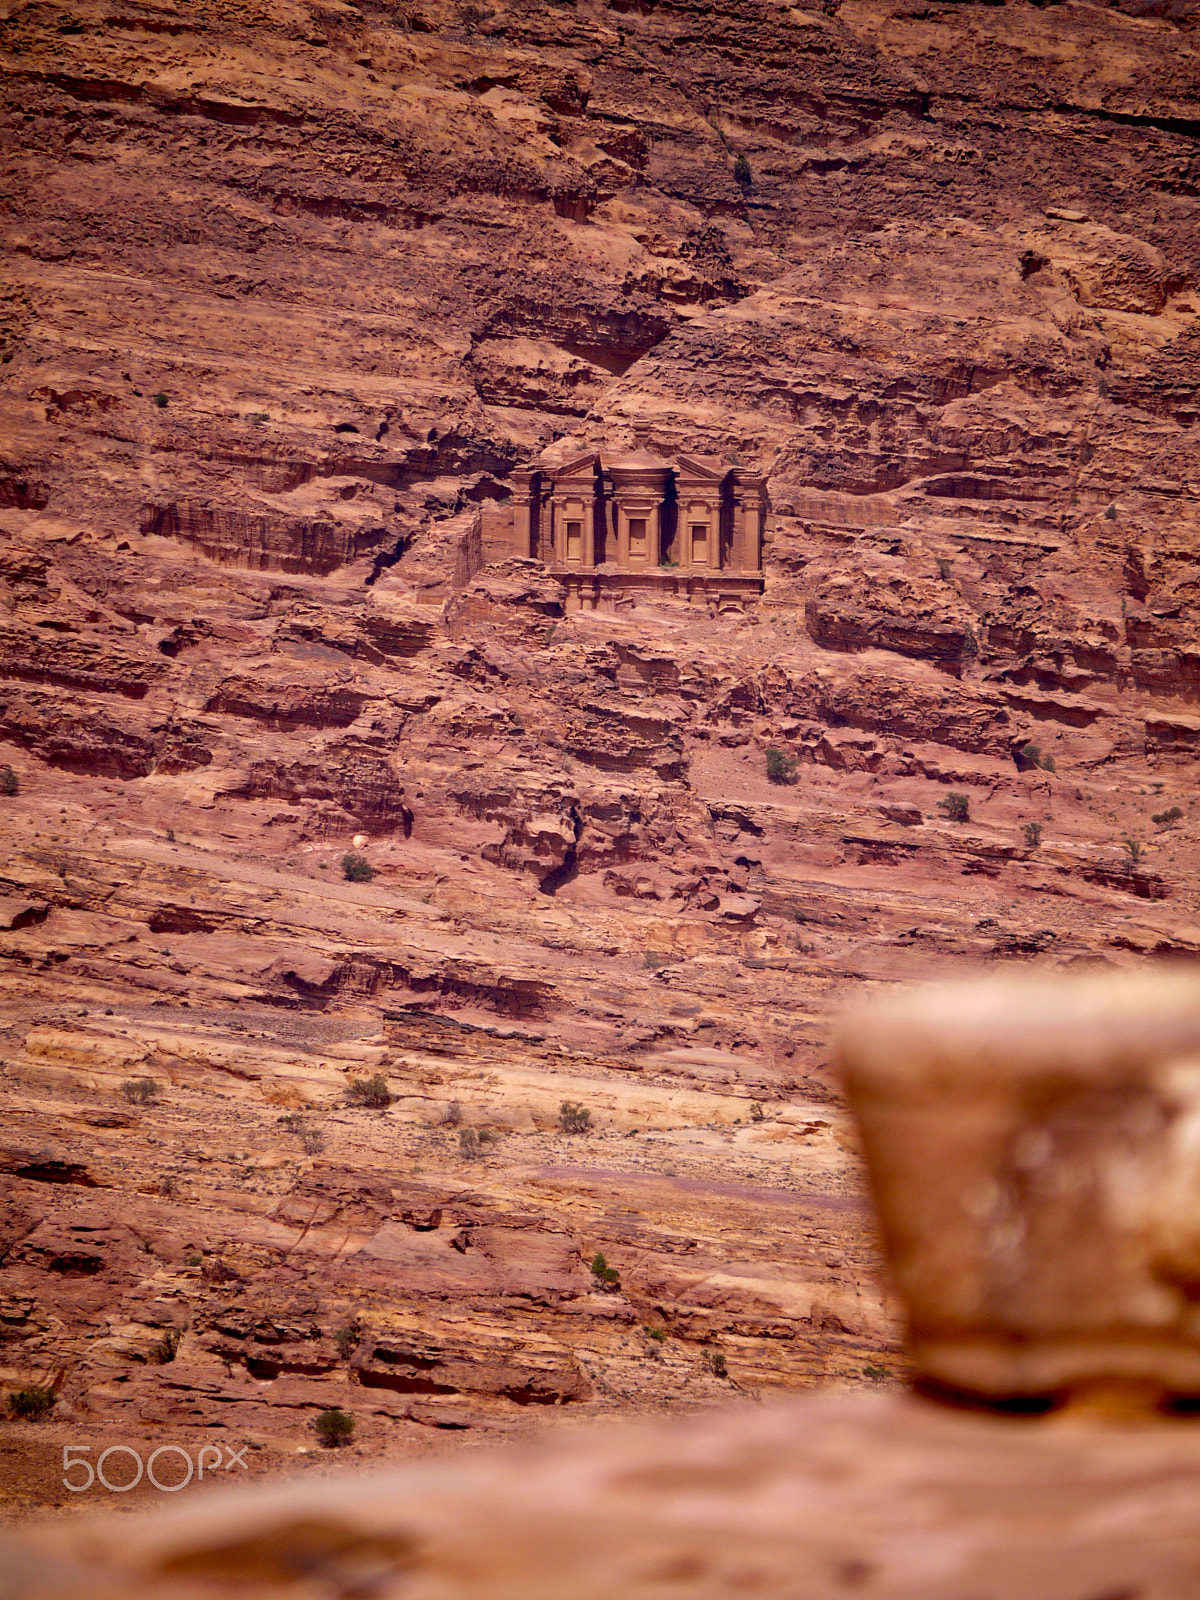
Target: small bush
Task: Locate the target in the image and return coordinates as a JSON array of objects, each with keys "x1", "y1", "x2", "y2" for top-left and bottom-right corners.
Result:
[
  {"x1": 936, "y1": 557, "x2": 951, "y2": 580},
  {"x1": 1018, "y1": 742, "x2": 1041, "y2": 771},
  {"x1": 8, "y1": 1385, "x2": 56, "y2": 1421},
  {"x1": 644, "y1": 1325, "x2": 666, "y2": 1343},
  {"x1": 590, "y1": 1251, "x2": 620, "y2": 1288},
  {"x1": 341, "y1": 851, "x2": 375, "y2": 883},
  {"x1": 750, "y1": 1101, "x2": 765, "y2": 1123},
  {"x1": 643, "y1": 950, "x2": 665, "y2": 970},
  {"x1": 122, "y1": 1077, "x2": 161, "y2": 1105},
  {"x1": 440, "y1": 1100, "x2": 463, "y2": 1127},
  {"x1": 313, "y1": 1407, "x2": 355, "y2": 1448},
  {"x1": 1041, "y1": 754, "x2": 1056, "y2": 773},
  {"x1": 1123, "y1": 838, "x2": 1143, "y2": 872},
  {"x1": 458, "y1": 1127, "x2": 481, "y2": 1160},
  {"x1": 938, "y1": 792, "x2": 970, "y2": 823},
  {"x1": 1153, "y1": 805, "x2": 1183, "y2": 827},
  {"x1": 1023, "y1": 821, "x2": 1043, "y2": 850},
  {"x1": 1104, "y1": 502, "x2": 1117, "y2": 520},
  {"x1": 334, "y1": 1324, "x2": 358, "y2": 1360},
  {"x1": 733, "y1": 154, "x2": 752, "y2": 188},
  {"x1": 706, "y1": 1348, "x2": 728, "y2": 1379},
  {"x1": 346, "y1": 1073, "x2": 391, "y2": 1109},
  {"x1": 765, "y1": 746, "x2": 796, "y2": 785},
  {"x1": 185, "y1": 1254, "x2": 203, "y2": 1267},
  {"x1": 0, "y1": 766, "x2": 18, "y2": 796},
  {"x1": 862, "y1": 1363, "x2": 891, "y2": 1384},
  {"x1": 153, "y1": 391, "x2": 169, "y2": 408},
  {"x1": 151, "y1": 1329, "x2": 181, "y2": 1364},
  {"x1": 281, "y1": 1112, "x2": 326, "y2": 1153},
  {"x1": 559, "y1": 1100, "x2": 592, "y2": 1134}
]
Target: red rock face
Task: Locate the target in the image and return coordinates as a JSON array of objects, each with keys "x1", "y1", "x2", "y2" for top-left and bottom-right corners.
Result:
[{"x1": 1, "y1": 0, "x2": 1199, "y2": 1512}]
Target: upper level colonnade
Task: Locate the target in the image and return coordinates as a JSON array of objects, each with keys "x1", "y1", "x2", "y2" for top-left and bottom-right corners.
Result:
[{"x1": 509, "y1": 448, "x2": 767, "y2": 578}]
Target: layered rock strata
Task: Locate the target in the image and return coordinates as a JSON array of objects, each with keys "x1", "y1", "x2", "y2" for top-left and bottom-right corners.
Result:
[{"x1": 2, "y1": 0, "x2": 1200, "y2": 1510}]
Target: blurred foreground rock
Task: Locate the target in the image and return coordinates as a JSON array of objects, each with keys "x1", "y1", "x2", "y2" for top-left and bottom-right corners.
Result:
[
  {"x1": 839, "y1": 969, "x2": 1200, "y2": 1406},
  {"x1": 12, "y1": 1390, "x2": 1200, "y2": 1599}
]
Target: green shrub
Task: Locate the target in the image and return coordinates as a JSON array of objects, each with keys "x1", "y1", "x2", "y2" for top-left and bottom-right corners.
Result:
[
  {"x1": 1023, "y1": 821, "x2": 1043, "y2": 850},
  {"x1": 765, "y1": 746, "x2": 796, "y2": 785},
  {"x1": 346, "y1": 1073, "x2": 390, "y2": 1109},
  {"x1": 590, "y1": 1251, "x2": 620, "y2": 1288},
  {"x1": 1123, "y1": 838, "x2": 1143, "y2": 872},
  {"x1": 334, "y1": 1324, "x2": 358, "y2": 1359},
  {"x1": 281, "y1": 1112, "x2": 326, "y2": 1153},
  {"x1": 862, "y1": 1363, "x2": 891, "y2": 1383},
  {"x1": 733, "y1": 154, "x2": 752, "y2": 188},
  {"x1": 643, "y1": 950, "x2": 665, "y2": 970},
  {"x1": 0, "y1": 766, "x2": 18, "y2": 796},
  {"x1": 313, "y1": 1407, "x2": 355, "y2": 1448},
  {"x1": 938, "y1": 792, "x2": 970, "y2": 822},
  {"x1": 122, "y1": 1077, "x2": 161, "y2": 1105},
  {"x1": 458, "y1": 1127, "x2": 481, "y2": 1160},
  {"x1": 1018, "y1": 742, "x2": 1041, "y2": 770},
  {"x1": 341, "y1": 851, "x2": 375, "y2": 882},
  {"x1": 936, "y1": 557, "x2": 951, "y2": 579},
  {"x1": 151, "y1": 1329, "x2": 181, "y2": 1364},
  {"x1": 8, "y1": 1385, "x2": 56, "y2": 1420},
  {"x1": 750, "y1": 1101, "x2": 765, "y2": 1122},
  {"x1": 1153, "y1": 806, "x2": 1183, "y2": 827},
  {"x1": 644, "y1": 1325, "x2": 666, "y2": 1343},
  {"x1": 1041, "y1": 754, "x2": 1056, "y2": 773},
  {"x1": 559, "y1": 1100, "x2": 591, "y2": 1134},
  {"x1": 706, "y1": 1348, "x2": 728, "y2": 1378},
  {"x1": 153, "y1": 392, "x2": 169, "y2": 408},
  {"x1": 1104, "y1": 503, "x2": 1117, "y2": 520}
]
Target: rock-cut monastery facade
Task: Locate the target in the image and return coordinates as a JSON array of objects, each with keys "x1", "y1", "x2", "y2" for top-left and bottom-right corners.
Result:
[{"x1": 481, "y1": 447, "x2": 767, "y2": 612}]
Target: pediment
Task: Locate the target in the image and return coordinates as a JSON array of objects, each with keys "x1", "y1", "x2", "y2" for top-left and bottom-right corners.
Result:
[
  {"x1": 546, "y1": 451, "x2": 600, "y2": 480},
  {"x1": 675, "y1": 454, "x2": 730, "y2": 480}
]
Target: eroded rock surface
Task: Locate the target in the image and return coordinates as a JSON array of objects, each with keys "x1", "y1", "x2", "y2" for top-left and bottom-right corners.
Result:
[{"x1": 2, "y1": 0, "x2": 1200, "y2": 1512}]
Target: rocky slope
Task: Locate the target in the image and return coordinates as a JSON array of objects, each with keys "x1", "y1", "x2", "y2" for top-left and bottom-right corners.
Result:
[{"x1": 2, "y1": 0, "x2": 1200, "y2": 1512}]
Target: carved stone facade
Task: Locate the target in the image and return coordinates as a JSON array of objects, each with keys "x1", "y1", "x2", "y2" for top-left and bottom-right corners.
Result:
[{"x1": 482, "y1": 448, "x2": 767, "y2": 612}]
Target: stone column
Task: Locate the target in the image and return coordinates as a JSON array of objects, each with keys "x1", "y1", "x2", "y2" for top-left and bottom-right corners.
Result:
[
  {"x1": 583, "y1": 495, "x2": 596, "y2": 568},
  {"x1": 511, "y1": 468, "x2": 537, "y2": 559},
  {"x1": 730, "y1": 471, "x2": 766, "y2": 572}
]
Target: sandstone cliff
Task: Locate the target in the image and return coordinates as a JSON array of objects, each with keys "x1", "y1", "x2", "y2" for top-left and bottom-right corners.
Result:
[{"x1": 2, "y1": 0, "x2": 1199, "y2": 1511}]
